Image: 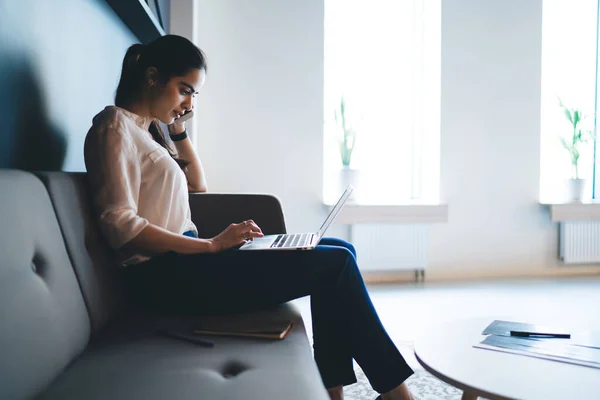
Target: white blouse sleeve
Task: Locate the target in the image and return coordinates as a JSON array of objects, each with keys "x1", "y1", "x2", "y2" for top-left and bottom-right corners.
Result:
[{"x1": 84, "y1": 121, "x2": 149, "y2": 250}]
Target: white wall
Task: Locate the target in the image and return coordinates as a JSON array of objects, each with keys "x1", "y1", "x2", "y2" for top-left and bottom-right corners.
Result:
[
  {"x1": 193, "y1": 0, "x2": 327, "y2": 234},
  {"x1": 431, "y1": 0, "x2": 548, "y2": 275},
  {"x1": 429, "y1": 0, "x2": 600, "y2": 279},
  {"x1": 189, "y1": 0, "x2": 600, "y2": 279},
  {"x1": 170, "y1": 0, "x2": 199, "y2": 142}
]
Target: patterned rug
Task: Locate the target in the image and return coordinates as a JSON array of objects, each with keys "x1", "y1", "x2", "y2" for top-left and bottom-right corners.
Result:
[
  {"x1": 343, "y1": 344, "x2": 466, "y2": 400},
  {"x1": 344, "y1": 363, "x2": 463, "y2": 400}
]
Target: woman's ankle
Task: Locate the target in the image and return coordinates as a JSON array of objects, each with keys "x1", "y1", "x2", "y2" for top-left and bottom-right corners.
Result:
[
  {"x1": 381, "y1": 382, "x2": 413, "y2": 400},
  {"x1": 327, "y1": 385, "x2": 343, "y2": 400}
]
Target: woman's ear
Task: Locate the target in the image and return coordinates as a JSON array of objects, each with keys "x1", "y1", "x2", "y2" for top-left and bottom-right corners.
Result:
[{"x1": 146, "y1": 67, "x2": 159, "y2": 86}]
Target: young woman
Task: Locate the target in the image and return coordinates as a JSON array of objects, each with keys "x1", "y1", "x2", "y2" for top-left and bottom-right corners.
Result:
[{"x1": 84, "y1": 34, "x2": 414, "y2": 400}]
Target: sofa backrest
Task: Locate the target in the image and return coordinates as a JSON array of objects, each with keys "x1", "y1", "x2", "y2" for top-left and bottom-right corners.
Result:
[
  {"x1": 0, "y1": 170, "x2": 90, "y2": 400},
  {"x1": 34, "y1": 171, "x2": 126, "y2": 334}
]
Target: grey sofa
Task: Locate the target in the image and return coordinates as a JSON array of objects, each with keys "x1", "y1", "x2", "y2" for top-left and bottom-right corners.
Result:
[{"x1": 0, "y1": 169, "x2": 328, "y2": 400}]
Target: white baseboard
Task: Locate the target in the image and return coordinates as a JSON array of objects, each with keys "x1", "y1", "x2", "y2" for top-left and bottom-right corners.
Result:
[{"x1": 363, "y1": 265, "x2": 600, "y2": 284}]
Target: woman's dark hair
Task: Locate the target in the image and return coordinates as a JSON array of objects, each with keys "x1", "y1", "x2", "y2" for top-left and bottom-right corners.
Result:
[{"x1": 115, "y1": 35, "x2": 207, "y2": 172}]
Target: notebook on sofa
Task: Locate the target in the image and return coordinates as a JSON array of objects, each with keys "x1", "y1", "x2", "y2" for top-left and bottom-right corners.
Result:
[{"x1": 193, "y1": 317, "x2": 294, "y2": 340}]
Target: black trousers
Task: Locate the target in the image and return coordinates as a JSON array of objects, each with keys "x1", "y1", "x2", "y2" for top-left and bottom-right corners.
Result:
[{"x1": 123, "y1": 237, "x2": 413, "y2": 393}]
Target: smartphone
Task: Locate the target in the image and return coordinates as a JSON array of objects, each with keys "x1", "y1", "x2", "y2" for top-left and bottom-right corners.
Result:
[{"x1": 176, "y1": 110, "x2": 194, "y2": 123}]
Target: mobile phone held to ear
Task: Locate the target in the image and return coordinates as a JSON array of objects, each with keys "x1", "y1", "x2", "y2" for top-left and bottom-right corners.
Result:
[{"x1": 177, "y1": 110, "x2": 194, "y2": 123}]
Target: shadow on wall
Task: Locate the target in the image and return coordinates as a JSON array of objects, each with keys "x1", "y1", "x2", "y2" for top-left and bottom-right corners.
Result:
[{"x1": 0, "y1": 52, "x2": 67, "y2": 171}]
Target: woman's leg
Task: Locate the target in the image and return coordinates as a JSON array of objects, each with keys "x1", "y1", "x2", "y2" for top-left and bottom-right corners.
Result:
[
  {"x1": 124, "y1": 241, "x2": 413, "y2": 393},
  {"x1": 307, "y1": 244, "x2": 413, "y2": 393},
  {"x1": 319, "y1": 237, "x2": 356, "y2": 258},
  {"x1": 310, "y1": 237, "x2": 358, "y2": 388}
]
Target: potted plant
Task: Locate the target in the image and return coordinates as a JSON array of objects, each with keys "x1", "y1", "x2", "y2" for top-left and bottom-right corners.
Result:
[
  {"x1": 558, "y1": 98, "x2": 595, "y2": 201},
  {"x1": 334, "y1": 96, "x2": 358, "y2": 200}
]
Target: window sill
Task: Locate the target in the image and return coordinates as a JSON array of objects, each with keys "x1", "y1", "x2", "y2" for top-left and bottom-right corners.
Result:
[
  {"x1": 324, "y1": 201, "x2": 448, "y2": 224},
  {"x1": 542, "y1": 201, "x2": 600, "y2": 222}
]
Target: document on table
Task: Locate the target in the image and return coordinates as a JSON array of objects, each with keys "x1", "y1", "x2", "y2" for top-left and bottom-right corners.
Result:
[
  {"x1": 474, "y1": 320, "x2": 600, "y2": 369},
  {"x1": 482, "y1": 320, "x2": 600, "y2": 349}
]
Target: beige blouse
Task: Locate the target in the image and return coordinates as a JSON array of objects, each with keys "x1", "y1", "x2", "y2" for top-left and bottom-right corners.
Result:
[{"x1": 84, "y1": 106, "x2": 198, "y2": 266}]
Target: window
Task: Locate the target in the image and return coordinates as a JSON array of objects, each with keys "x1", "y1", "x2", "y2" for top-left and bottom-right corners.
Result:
[
  {"x1": 323, "y1": 0, "x2": 441, "y2": 204},
  {"x1": 540, "y1": 0, "x2": 598, "y2": 201}
]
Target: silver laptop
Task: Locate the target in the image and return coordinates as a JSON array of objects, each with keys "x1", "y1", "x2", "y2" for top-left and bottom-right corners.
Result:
[{"x1": 239, "y1": 185, "x2": 354, "y2": 251}]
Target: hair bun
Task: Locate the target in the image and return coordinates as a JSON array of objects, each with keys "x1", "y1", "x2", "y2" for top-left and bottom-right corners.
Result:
[
  {"x1": 133, "y1": 43, "x2": 145, "y2": 61},
  {"x1": 124, "y1": 43, "x2": 145, "y2": 69}
]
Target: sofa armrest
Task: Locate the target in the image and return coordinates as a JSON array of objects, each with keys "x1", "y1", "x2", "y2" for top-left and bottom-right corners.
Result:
[{"x1": 188, "y1": 193, "x2": 287, "y2": 238}]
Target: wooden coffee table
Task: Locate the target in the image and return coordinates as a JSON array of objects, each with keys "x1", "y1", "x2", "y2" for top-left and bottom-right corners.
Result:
[{"x1": 413, "y1": 318, "x2": 600, "y2": 400}]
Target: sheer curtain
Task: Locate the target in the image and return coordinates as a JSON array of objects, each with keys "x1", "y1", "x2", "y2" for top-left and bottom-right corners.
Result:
[
  {"x1": 323, "y1": 0, "x2": 440, "y2": 204},
  {"x1": 540, "y1": 0, "x2": 598, "y2": 201}
]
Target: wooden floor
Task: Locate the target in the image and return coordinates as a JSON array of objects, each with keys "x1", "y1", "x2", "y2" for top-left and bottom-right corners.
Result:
[{"x1": 292, "y1": 275, "x2": 600, "y2": 370}]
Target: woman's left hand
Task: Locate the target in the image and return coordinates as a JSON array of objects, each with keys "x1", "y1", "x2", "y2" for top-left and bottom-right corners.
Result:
[{"x1": 168, "y1": 119, "x2": 186, "y2": 135}]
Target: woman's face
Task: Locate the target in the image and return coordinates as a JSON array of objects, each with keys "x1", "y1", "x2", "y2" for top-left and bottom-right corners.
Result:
[{"x1": 150, "y1": 67, "x2": 206, "y2": 124}]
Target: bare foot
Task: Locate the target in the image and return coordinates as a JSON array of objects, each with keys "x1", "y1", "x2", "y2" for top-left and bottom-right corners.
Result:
[
  {"x1": 381, "y1": 382, "x2": 414, "y2": 400},
  {"x1": 327, "y1": 385, "x2": 343, "y2": 400}
]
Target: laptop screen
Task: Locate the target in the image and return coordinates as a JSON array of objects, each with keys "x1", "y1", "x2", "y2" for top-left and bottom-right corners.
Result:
[{"x1": 316, "y1": 185, "x2": 354, "y2": 240}]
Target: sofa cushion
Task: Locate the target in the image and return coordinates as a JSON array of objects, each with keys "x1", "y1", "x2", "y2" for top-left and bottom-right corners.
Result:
[
  {"x1": 34, "y1": 172, "x2": 125, "y2": 333},
  {"x1": 188, "y1": 193, "x2": 287, "y2": 238},
  {"x1": 37, "y1": 304, "x2": 329, "y2": 400},
  {"x1": 0, "y1": 170, "x2": 90, "y2": 400}
]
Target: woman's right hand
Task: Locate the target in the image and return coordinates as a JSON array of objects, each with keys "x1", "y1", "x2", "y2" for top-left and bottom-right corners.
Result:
[{"x1": 209, "y1": 220, "x2": 264, "y2": 252}]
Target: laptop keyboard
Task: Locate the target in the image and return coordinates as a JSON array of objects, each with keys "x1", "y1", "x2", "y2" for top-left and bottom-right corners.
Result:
[{"x1": 270, "y1": 233, "x2": 311, "y2": 248}]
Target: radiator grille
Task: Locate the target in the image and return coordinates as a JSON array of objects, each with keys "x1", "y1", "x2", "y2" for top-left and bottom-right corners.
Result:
[
  {"x1": 559, "y1": 221, "x2": 600, "y2": 264},
  {"x1": 351, "y1": 224, "x2": 428, "y2": 271}
]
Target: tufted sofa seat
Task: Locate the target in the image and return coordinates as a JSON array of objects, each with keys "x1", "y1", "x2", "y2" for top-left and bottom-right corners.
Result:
[{"x1": 0, "y1": 169, "x2": 328, "y2": 400}]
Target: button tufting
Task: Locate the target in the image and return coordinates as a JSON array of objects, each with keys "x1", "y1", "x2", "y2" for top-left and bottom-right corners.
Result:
[
  {"x1": 31, "y1": 253, "x2": 43, "y2": 275},
  {"x1": 221, "y1": 361, "x2": 249, "y2": 379}
]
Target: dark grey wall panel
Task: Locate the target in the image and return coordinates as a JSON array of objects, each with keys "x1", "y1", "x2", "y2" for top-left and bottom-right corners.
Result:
[
  {"x1": 0, "y1": 0, "x2": 138, "y2": 171},
  {"x1": 105, "y1": 0, "x2": 167, "y2": 43},
  {"x1": 157, "y1": 0, "x2": 170, "y2": 33}
]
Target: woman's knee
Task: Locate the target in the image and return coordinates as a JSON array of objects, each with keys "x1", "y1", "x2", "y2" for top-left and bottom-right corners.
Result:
[
  {"x1": 345, "y1": 241, "x2": 356, "y2": 258},
  {"x1": 324, "y1": 247, "x2": 359, "y2": 277},
  {"x1": 337, "y1": 239, "x2": 357, "y2": 258},
  {"x1": 320, "y1": 237, "x2": 357, "y2": 258}
]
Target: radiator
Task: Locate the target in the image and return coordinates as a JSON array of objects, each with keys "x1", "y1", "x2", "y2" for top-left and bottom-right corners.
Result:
[
  {"x1": 559, "y1": 221, "x2": 600, "y2": 264},
  {"x1": 351, "y1": 224, "x2": 428, "y2": 272}
]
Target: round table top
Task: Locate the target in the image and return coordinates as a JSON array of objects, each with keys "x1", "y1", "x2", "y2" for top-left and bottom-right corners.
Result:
[{"x1": 413, "y1": 318, "x2": 600, "y2": 400}]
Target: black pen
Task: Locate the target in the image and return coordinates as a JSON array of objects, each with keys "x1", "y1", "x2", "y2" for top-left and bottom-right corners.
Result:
[
  {"x1": 157, "y1": 329, "x2": 215, "y2": 347},
  {"x1": 510, "y1": 330, "x2": 571, "y2": 339}
]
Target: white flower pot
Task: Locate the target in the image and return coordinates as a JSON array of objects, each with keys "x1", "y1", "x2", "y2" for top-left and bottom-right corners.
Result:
[
  {"x1": 567, "y1": 178, "x2": 587, "y2": 202},
  {"x1": 339, "y1": 167, "x2": 359, "y2": 202}
]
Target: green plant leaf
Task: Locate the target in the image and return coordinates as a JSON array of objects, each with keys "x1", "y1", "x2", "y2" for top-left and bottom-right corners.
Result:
[
  {"x1": 560, "y1": 136, "x2": 572, "y2": 152},
  {"x1": 334, "y1": 96, "x2": 358, "y2": 167},
  {"x1": 564, "y1": 108, "x2": 574, "y2": 125},
  {"x1": 557, "y1": 98, "x2": 596, "y2": 177},
  {"x1": 559, "y1": 98, "x2": 574, "y2": 125},
  {"x1": 573, "y1": 110, "x2": 581, "y2": 127}
]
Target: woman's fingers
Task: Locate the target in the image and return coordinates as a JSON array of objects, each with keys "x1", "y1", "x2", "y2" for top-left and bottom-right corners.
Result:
[
  {"x1": 212, "y1": 222, "x2": 265, "y2": 251},
  {"x1": 243, "y1": 219, "x2": 262, "y2": 232},
  {"x1": 240, "y1": 229, "x2": 263, "y2": 240},
  {"x1": 247, "y1": 220, "x2": 263, "y2": 234},
  {"x1": 237, "y1": 220, "x2": 264, "y2": 237},
  {"x1": 245, "y1": 230, "x2": 264, "y2": 240}
]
